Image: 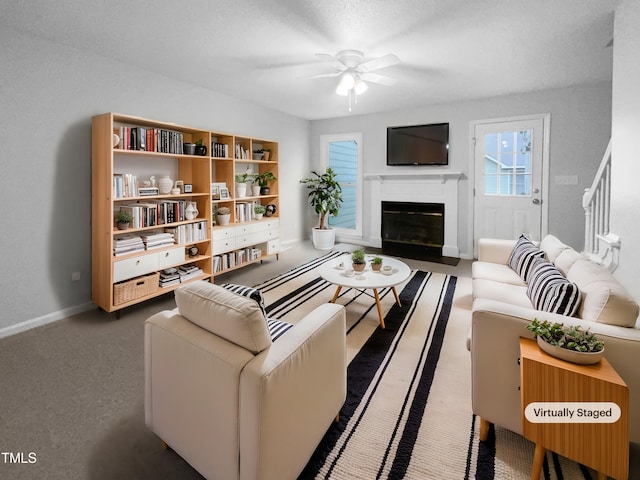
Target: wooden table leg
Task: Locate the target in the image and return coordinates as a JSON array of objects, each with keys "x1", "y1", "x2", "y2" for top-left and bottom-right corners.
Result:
[
  {"x1": 392, "y1": 286, "x2": 401, "y2": 307},
  {"x1": 331, "y1": 285, "x2": 342, "y2": 303},
  {"x1": 373, "y1": 288, "x2": 385, "y2": 329},
  {"x1": 531, "y1": 443, "x2": 545, "y2": 480}
]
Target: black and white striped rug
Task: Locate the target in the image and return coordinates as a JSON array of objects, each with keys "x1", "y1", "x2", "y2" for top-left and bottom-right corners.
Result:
[{"x1": 255, "y1": 251, "x2": 589, "y2": 480}]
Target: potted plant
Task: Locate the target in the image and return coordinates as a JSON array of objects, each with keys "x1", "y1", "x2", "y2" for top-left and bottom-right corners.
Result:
[
  {"x1": 252, "y1": 149, "x2": 265, "y2": 161},
  {"x1": 216, "y1": 206, "x2": 231, "y2": 226},
  {"x1": 255, "y1": 171, "x2": 276, "y2": 195},
  {"x1": 254, "y1": 204, "x2": 266, "y2": 220},
  {"x1": 250, "y1": 175, "x2": 262, "y2": 196},
  {"x1": 351, "y1": 249, "x2": 366, "y2": 272},
  {"x1": 526, "y1": 319, "x2": 605, "y2": 365},
  {"x1": 300, "y1": 168, "x2": 343, "y2": 250},
  {"x1": 195, "y1": 139, "x2": 207, "y2": 156},
  {"x1": 262, "y1": 148, "x2": 271, "y2": 161},
  {"x1": 115, "y1": 210, "x2": 133, "y2": 230},
  {"x1": 371, "y1": 256, "x2": 383, "y2": 271},
  {"x1": 235, "y1": 173, "x2": 250, "y2": 198}
]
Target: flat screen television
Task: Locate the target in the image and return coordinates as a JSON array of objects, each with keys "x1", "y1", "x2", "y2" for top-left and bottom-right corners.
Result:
[{"x1": 386, "y1": 122, "x2": 449, "y2": 166}]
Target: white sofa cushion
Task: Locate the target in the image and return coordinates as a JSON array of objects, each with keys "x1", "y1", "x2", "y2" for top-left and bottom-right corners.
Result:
[
  {"x1": 508, "y1": 234, "x2": 545, "y2": 282},
  {"x1": 553, "y1": 248, "x2": 585, "y2": 276},
  {"x1": 174, "y1": 281, "x2": 272, "y2": 354},
  {"x1": 472, "y1": 261, "x2": 525, "y2": 286},
  {"x1": 472, "y1": 278, "x2": 532, "y2": 308},
  {"x1": 526, "y1": 258, "x2": 581, "y2": 316},
  {"x1": 567, "y1": 260, "x2": 640, "y2": 327},
  {"x1": 539, "y1": 234, "x2": 571, "y2": 263}
]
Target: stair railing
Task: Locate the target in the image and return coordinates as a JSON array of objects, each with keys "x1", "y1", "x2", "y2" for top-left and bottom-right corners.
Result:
[{"x1": 582, "y1": 139, "x2": 620, "y2": 271}]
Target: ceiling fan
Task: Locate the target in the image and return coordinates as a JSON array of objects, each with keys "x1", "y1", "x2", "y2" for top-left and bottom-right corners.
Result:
[{"x1": 307, "y1": 50, "x2": 400, "y2": 110}]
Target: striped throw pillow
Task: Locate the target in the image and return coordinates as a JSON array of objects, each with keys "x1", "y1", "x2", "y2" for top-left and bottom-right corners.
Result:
[
  {"x1": 221, "y1": 283, "x2": 267, "y2": 318},
  {"x1": 526, "y1": 258, "x2": 581, "y2": 316},
  {"x1": 508, "y1": 234, "x2": 545, "y2": 282},
  {"x1": 267, "y1": 318, "x2": 294, "y2": 341}
]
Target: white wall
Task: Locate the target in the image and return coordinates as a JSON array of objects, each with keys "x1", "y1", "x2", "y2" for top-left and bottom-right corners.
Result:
[
  {"x1": 0, "y1": 28, "x2": 310, "y2": 334},
  {"x1": 610, "y1": 0, "x2": 640, "y2": 302},
  {"x1": 309, "y1": 83, "x2": 612, "y2": 258}
]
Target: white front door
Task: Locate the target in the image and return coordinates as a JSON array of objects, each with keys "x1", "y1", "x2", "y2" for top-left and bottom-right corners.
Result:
[{"x1": 472, "y1": 115, "x2": 549, "y2": 255}]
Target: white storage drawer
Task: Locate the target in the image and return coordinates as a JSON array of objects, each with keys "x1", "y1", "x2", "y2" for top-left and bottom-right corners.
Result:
[
  {"x1": 251, "y1": 219, "x2": 280, "y2": 232},
  {"x1": 252, "y1": 229, "x2": 278, "y2": 244},
  {"x1": 113, "y1": 254, "x2": 158, "y2": 283},
  {"x1": 235, "y1": 225, "x2": 252, "y2": 236},
  {"x1": 236, "y1": 235, "x2": 253, "y2": 248},
  {"x1": 157, "y1": 247, "x2": 185, "y2": 269},
  {"x1": 214, "y1": 227, "x2": 236, "y2": 240},
  {"x1": 266, "y1": 239, "x2": 280, "y2": 254},
  {"x1": 213, "y1": 237, "x2": 236, "y2": 255}
]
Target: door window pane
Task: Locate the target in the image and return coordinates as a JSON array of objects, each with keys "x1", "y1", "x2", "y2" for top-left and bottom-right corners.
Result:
[
  {"x1": 483, "y1": 130, "x2": 533, "y2": 196},
  {"x1": 328, "y1": 140, "x2": 358, "y2": 230}
]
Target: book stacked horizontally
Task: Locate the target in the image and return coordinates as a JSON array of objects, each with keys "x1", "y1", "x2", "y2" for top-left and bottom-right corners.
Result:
[
  {"x1": 113, "y1": 234, "x2": 145, "y2": 256},
  {"x1": 140, "y1": 231, "x2": 175, "y2": 250},
  {"x1": 159, "y1": 268, "x2": 180, "y2": 288},
  {"x1": 179, "y1": 264, "x2": 203, "y2": 282}
]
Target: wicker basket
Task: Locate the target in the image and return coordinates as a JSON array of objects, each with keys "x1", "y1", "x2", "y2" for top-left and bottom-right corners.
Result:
[{"x1": 113, "y1": 272, "x2": 159, "y2": 305}]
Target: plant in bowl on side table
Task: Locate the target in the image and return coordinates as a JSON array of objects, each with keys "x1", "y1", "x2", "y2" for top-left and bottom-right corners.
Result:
[
  {"x1": 351, "y1": 249, "x2": 366, "y2": 272},
  {"x1": 526, "y1": 318, "x2": 605, "y2": 365}
]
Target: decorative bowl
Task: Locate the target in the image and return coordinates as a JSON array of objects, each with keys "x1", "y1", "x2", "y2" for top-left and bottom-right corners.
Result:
[
  {"x1": 344, "y1": 269, "x2": 355, "y2": 277},
  {"x1": 536, "y1": 336, "x2": 604, "y2": 365}
]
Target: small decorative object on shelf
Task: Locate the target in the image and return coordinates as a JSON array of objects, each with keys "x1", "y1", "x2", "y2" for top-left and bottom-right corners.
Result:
[
  {"x1": 188, "y1": 246, "x2": 199, "y2": 258},
  {"x1": 526, "y1": 318, "x2": 605, "y2": 365},
  {"x1": 185, "y1": 202, "x2": 199, "y2": 220},
  {"x1": 371, "y1": 256, "x2": 383, "y2": 271},
  {"x1": 254, "y1": 204, "x2": 266, "y2": 220},
  {"x1": 184, "y1": 183, "x2": 193, "y2": 193},
  {"x1": 115, "y1": 210, "x2": 133, "y2": 230},
  {"x1": 216, "y1": 207, "x2": 231, "y2": 226},
  {"x1": 183, "y1": 143, "x2": 196, "y2": 155},
  {"x1": 351, "y1": 249, "x2": 366, "y2": 272},
  {"x1": 195, "y1": 140, "x2": 207, "y2": 156},
  {"x1": 158, "y1": 175, "x2": 173, "y2": 195},
  {"x1": 265, "y1": 204, "x2": 276, "y2": 217}
]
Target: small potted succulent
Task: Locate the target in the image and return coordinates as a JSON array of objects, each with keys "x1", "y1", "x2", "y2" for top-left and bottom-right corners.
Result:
[
  {"x1": 526, "y1": 318, "x2": 605, "y2": 364},
  {"x1": 351, "y1": 249, "x2": 366, "y2": 272},
  {"x1": 216, "y1": 206, "x2": 231, "y2": 226},
  {"x1": 371, "y1": 256, "x2": 383, "y2": 271},
  {"x1": 254, "y1": 204, "x2": 266, "y2": 220},
  {"x1": 115, "y1": 210, "x2": 133, "y2": 230}
]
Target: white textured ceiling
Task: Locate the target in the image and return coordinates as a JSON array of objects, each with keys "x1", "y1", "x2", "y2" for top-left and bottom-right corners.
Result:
[{"x1": 2, "y1": 0, "x2": 617, "y2": 120}]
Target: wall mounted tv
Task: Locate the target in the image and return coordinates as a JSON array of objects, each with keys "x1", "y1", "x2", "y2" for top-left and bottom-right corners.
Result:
[{"x1": 386, "y1": 122, "x2": 449, "y2": 166}]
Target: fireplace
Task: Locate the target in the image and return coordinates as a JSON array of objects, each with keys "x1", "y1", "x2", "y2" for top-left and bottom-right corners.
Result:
[{"x1": 381, "y1": 201, "x2": 445, "y2": 259}]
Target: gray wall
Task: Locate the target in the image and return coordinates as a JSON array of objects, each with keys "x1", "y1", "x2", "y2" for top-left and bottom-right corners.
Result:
[
  {"x1": 611, "y1": 0, "x2": 640, "y2": 302},
  {"x1": 309, "y1": 82, "x2": 612, "y2": 258},
  {"x1": 0, "y1": 27, "x2": 310, "y2": 334}
]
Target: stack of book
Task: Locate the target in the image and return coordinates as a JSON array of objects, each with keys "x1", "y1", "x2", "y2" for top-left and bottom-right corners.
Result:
[
  {"x1": 179, "y1": 264, "x2": 203, "y2": 282},
  {"x1": 159, "y1": 268, "x2": 180, "y2": 288},
  {"x1": 140, "y1": 231, "x2": 175, "y2": 250},
  {"x1": 113, "y1": 234, "x2": 145, "y2": 256}
]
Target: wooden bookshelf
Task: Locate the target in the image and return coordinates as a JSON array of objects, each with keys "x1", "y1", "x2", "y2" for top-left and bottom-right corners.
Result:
[{"x1": 91, "y1": 113, "x2": 279, "y2": 313}]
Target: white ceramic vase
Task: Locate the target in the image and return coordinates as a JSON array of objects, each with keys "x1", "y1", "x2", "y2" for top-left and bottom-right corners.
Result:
[
  {"x1": 185, "y1": 202, "x2": 199, "y2": 220},
  {"x1": 158, "y1": 175, "x2": 173, "y2": 195}
]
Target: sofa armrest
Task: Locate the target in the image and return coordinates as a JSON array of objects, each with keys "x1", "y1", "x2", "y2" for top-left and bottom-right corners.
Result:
[
  {"x1": 239, "y1": 303, "x2": 346, "y2": 480},
  {"x1": 477, "y1": 238, "x2": 517, "y2": 264}
]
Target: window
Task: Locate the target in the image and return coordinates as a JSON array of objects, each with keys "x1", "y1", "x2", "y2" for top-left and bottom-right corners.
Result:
[
  {"x1": 483, "y1": 130, "x2": 532, "y2": 196},
  {"x1": 321, "y1": 133, "x2": 362, "y2": 238}
]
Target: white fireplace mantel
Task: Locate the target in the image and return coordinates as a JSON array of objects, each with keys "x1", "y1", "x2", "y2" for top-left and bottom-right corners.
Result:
[
  {"x1": 364, "y1": 171, "x2": 463, "y2": 183},
  {"x1": 364, "y1": 171, "x2": 462, "y2": 257}
]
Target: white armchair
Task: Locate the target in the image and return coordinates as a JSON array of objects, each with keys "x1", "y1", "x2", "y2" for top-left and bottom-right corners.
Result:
[{"x1": 145, "y1": 281, "x2": 347, "y2": 480}]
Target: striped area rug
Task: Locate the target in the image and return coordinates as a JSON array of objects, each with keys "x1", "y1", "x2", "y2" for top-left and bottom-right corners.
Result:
[{"x1": 255, "y1": 251, "x2": 590, "y2": 480}]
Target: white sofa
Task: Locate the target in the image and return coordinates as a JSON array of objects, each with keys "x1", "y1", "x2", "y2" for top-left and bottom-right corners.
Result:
[
  {"x1": 145, "y1": 281, "x2": 347, "y2": 480},
  {"x1": 469, "y1": 235, "x2": 640, "y2": 443}
]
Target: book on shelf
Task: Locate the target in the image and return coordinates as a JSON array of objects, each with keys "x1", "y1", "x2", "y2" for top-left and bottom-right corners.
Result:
[
  {"x1": 113, "y1": 173, "x2": 138, "y2": 198},
  {"x1": 114, "y1": 126, "x2": 184, "y2": 154},
  {"x1": 212, "y1": 142, "x2": 229, "y2": 158}
]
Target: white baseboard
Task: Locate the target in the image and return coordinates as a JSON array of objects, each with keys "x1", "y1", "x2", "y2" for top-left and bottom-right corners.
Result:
[{"x1": 0, "y1": 302, "x2": 95, "y2": 340}]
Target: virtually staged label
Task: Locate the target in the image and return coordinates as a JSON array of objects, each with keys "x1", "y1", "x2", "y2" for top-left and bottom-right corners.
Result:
[{"x1": 524, "y1": 402, "x2": 621, "y2": 423}]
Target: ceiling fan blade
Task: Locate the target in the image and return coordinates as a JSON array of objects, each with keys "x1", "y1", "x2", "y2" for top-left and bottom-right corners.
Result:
[
  {"x1": 301, "y1": 71, "x2": 342, "y2": 79},
  {"x1": 357, "y1": 54, "x2": 400, "y2": 73},
  {"x1": 359, "y1": 72, "x2": 398, "y2": 86},
  {"x1": 315, "y1": 53, "x2": 348, "y2": 71}
]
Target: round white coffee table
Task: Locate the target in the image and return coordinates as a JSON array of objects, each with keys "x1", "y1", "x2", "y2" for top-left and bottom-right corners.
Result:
[{"x1": 318, "y1": 255, "x2": 411, "y2": 329}]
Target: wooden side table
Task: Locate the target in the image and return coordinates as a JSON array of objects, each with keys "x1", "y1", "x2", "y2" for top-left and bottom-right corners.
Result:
[{"x1": 520, "y1": 337, "x2": 629, "y2": 480}]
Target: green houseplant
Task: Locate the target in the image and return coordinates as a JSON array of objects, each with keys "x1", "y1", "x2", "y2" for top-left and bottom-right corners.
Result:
[
  {"x1": 254, "y1": 204, "x2": 266, "y2": 220},
  {"x1": 526, "y1": 318, "x2": 605, "y2": 364},
  {"x1": 115, "y1": 210, "x2": 133, "y2": 230},
  {"x1": 351, "y1": 249, "x2": 366, "y2": 272},
  {"x1": 235, "y1": 172, "x2": 250, "y2": 198},
  {"x1": 371, "y1": 256, "x2": 383, "y2": 271},
  {"x1": 299, "y1": 168, "x2": 343, "y2": 250},
  {"x1": 255, "y1": 171, "x2": 277, "y2": 195}
]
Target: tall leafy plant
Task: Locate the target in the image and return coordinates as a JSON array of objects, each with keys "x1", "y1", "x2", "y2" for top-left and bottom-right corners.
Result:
[{"x1": 300, "y1": 168, "x2": 343, "y2": 230}]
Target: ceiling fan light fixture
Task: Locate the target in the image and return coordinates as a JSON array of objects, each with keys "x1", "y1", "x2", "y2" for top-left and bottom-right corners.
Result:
[
  {"x1": 336, "y1": 83, "x2": 349, "y2": 96},
  {"x1": 338, "y1": 72, "x2": 355, "y2": 91},
  {"x1": 354, "y1": 78, "x2": 368, "y2": 95}
]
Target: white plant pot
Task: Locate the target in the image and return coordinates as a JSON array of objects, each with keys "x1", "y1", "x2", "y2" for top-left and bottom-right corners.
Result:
[
  {"x1": 312, "y1": 227, "x2": 335, "y2": 250},
  {"x1": 217, "y1": 214, "x2": 231, "y2": 226},
  {"x1": 252, "y1": 185, "x2": 261, "y2": 196},
  {"x1": 236, "y1": 183, "x2": 247, "y2": 198}
]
